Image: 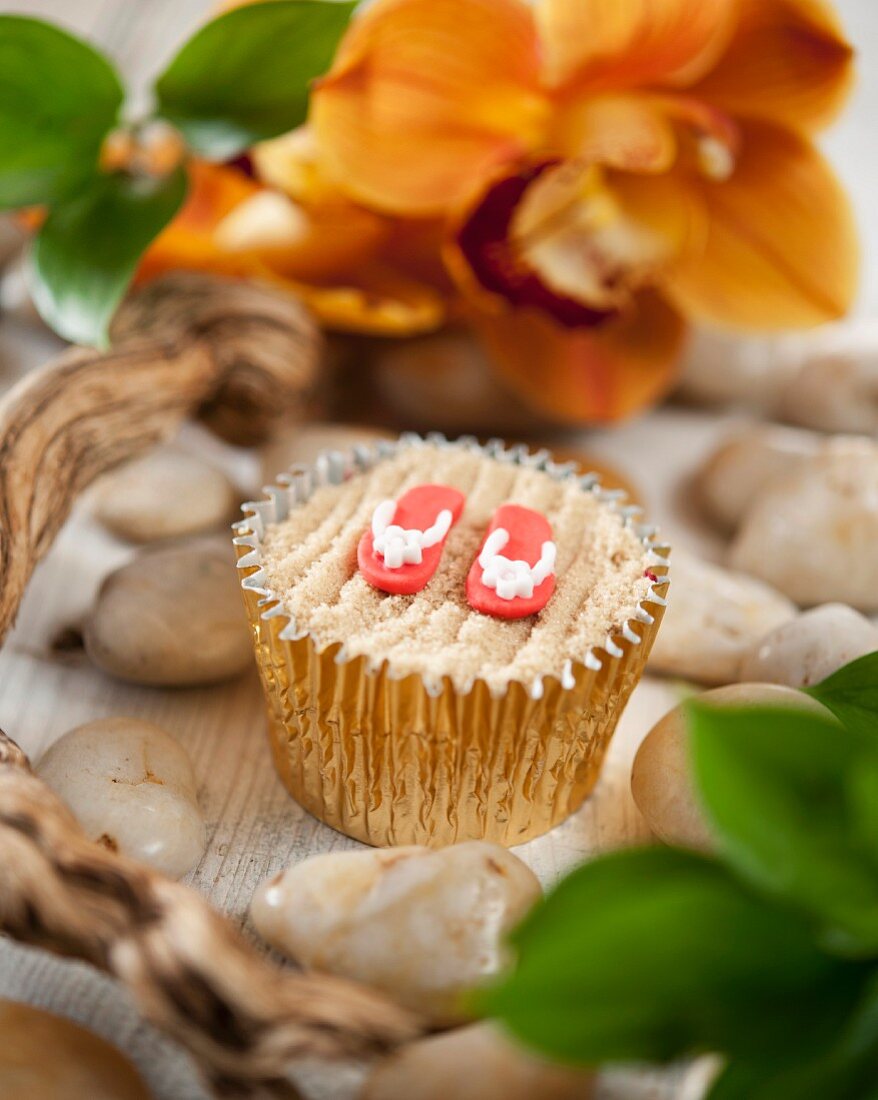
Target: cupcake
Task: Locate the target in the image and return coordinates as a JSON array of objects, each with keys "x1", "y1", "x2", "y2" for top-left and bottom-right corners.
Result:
[{"x1": 235, "y1": 434, "x2": 669, "y2": 847}]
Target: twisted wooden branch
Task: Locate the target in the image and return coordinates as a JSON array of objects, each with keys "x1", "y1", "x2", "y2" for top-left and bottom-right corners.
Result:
[
  {"x1": 0, "y1": 731, "x2": 422, "y2": 1098},
  {"x1": 0, "y1": 271, "x2": 320, "y2": 642},
  {"x1": 0, "y1": 274, "x2": 426, "y2": 1095}
]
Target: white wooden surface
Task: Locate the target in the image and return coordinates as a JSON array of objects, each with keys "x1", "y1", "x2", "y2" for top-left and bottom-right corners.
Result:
[{"x1": 0, "y1": 1, "x2": 876, "y2": 1097}]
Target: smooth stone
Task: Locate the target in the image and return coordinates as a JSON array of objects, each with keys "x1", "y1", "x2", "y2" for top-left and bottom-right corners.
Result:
[
  {"x1": 631, "y1": 684, "x2": 831, "y2": 851},
  {"x1": 676, "y1": 328, "x2": 802, "y2": 411},
  {"x1": 694, "y1": 424, "x2": 818, "y2": 531},
  {"x1": 85, "y1": 541, "x2": 252, "y2": 686},
  {"x1": 776, "y1": 320, "x2": 878, "y2": 435},
  {"x1": 729, "y1": 443, "x2": 878, "y2": 611},
  {"x1": 0, "y1": 1000, "x2": 152, "y2": 1100},
  {"x1": 93, "y1": 446, "x2": 238, "y2": 543},
  {"x1": 360, "y1": 1023, "x2": 594, "y2": 1100},
  {"x1": 261, "y1": 421, "x2": 393, "y2": 485},
  {"x1": 676, "y1": 323, "x2": 878, "y2": 437},
  {"x1": 648, "y1": 551, "x2": 796, "y2": 685},
  {"x1": 739, "y1": 603, "x2": 878, "y2": 687},
  {"x1": 371, "y1": 329, "x2": 538, "y2": 435},
  {"x1": 37, "y1": 717, "x2": 206, "y2": 879},
  {"x1": 251, "y1": 842, "x2": 542, "y2": 1021}
]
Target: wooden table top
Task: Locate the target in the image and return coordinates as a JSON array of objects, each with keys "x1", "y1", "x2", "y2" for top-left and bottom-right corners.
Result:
[{"x1": 1, "y1": 1, "x2": 875, "y2": 1097}]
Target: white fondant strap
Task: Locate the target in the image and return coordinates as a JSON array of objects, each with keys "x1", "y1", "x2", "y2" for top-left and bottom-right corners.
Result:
[
  {"x1": 478, "y1": 528, "x2": 509, "y2": 569},
  {"x1": 371, "y1": 499, "x2": 453, "y2": 570},
  {"x1": 371, "y1": 499, "x2": 397, "y2": 540},
  {"x1": 479, "y1": 528, "x2": 556, "y2": 600}
]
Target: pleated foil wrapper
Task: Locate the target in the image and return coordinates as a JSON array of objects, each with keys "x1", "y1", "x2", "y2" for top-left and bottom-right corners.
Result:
[{"x1": 234, "y1": 433, "x2": 670, "y2": 848}]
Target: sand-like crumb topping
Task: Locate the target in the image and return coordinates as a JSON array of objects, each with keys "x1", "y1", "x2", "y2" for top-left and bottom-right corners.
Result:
[{"x1": 260, "y1": 444, "x2": 653, "y2": 692}]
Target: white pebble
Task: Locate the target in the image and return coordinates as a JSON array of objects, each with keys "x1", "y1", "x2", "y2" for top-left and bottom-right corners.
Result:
[
  {"x1": 93, "y1": 446, "x2": 238, "y2": 543},
  {"x1": 776, "y1": 320, "x2": 878, "y2": 435},
  {"x1": 37, "y1": 717, "x2": 206, "y2": 878},
  {"x1": 648, "y1": 551, "x2": 796, "y2": 685},
  {"x1": 251, "y1": 842, "x2": 541, "y2": 1021},
  {"x1": 695, "y1": 424, "x2": 818, "y2": 531},
  {"x1": 676, "y1": 327, "x2": 802, "y2": 411},
  {"x1": 740, "y1": 603, "x2": 878, "y2": 687},
  {"x1": 360, "y1": 1022, "x2": 594, "y2": 1100},
  {"x1": 85, "y1": 541, "x2": 252, "y2": 686},
  {"x1": 730, "y1": 442, "x2": 878, "y2": 610},
  {"x1": 631, "y1": 684, "x2": 831, "y2": 851},
  {"x1": 677, "y1": 322, "x2": 878, "y2": 438}
]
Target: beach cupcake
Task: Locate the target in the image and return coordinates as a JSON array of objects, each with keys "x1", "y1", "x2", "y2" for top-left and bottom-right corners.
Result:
[{"x1": 234, "y1": 434, "x2": 669, "y2": 847}]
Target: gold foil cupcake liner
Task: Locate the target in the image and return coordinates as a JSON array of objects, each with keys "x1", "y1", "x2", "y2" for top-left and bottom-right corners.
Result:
[{"x1": 234, "y1": 433, "x2": 670, "y2": 848}]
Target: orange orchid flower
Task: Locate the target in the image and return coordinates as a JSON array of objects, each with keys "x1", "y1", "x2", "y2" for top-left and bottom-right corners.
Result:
[
  {"x1": 138, "y1": 156, "x2": 447, "y2": 335},
  {"x1": 143, "y1": 0, "x2": 857, "y2": 423}
]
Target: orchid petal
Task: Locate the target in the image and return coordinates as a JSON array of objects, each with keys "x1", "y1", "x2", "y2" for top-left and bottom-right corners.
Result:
[
  {"x1": 537, "y1": 0, "x2": 737, "y2": 91},
  {"x1": 138, "y1": 160, "x2": 444, "y2": 336},
  {"x1": 666, "y1": 120, "x2": 858, "y2": 330},
  {"x1": 553, "y1": 94, "x2": 677, "y2": 173},
  {"x1": 137, "y1": 160, "x2": 261, "y2": 282},
  {"x1": 251, "y1": 260, "x2": 447, "y2": 336},
  {"x1": 449, "y1": 160, "x2": 702, "y2": 325},
  {"x1": 473, "y1": 290, "x2": 686, "y2": 423},
  {"x1": 311, "y1": 0, "x2": 545, "y2": 216},
  {"x1": 252, "y1": 126, "x2": 341, "y2": 204},
  {"x1": 216, "y1": 191, "x2": 388, "y2": 282},
  {"x1": 449, "y1": 161, "x2": 615, "y2": 327},
  {"x1": 693, "y1": 0, "x2": 854, "y2": 133}
]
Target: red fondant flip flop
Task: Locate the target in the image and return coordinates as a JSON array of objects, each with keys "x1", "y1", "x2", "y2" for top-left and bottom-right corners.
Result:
[
  {"x1": 358, "y1": 483, "x2": 465, "y2": 595},
  {"x1": 466, "y1": 503, "x2": 556, "y2": 619}
]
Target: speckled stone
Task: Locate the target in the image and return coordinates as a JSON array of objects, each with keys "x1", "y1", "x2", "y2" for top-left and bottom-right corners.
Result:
[
  {"x1": 695, "y1": 424, "x2": 818, "y2": 531},
  {"x1": 648, "y1": 551, "x2": 796, "y2": 685},
  {"x1": 37, "y1": 717, "x2": 206, "y2": 878},
  {"x1": 730, "y1": 443, "x2": 878, "y2": 611},
  {"x1": 739, "y1": 603, "x2": 878, "y2": 687},
  {"x1": 251, "y1": 842, "x2": 541, "y2": 1021}
]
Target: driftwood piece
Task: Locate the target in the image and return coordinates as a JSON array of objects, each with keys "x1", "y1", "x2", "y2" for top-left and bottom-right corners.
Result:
[
  {"x1": 0, "y1": 271, "x2": 320, "y2": 643},
  {"x1": 0, "y1": 730, "x2": 422, "y2": 1098},
  {"x1": 0, "y1": 273, "x2": 425, "y2": 1097}
]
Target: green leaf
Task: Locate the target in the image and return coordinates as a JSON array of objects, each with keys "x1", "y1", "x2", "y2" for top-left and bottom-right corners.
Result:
[
  {"x1": 477, "y1": 847, "x2": 861, "y2": 1067},
  {"x1": 708, "y1": 972, "x2": 878, "y2": 1100},
  {"x1": 848, "y1": 752, "x2": 878, "y2": 869},
  {"x1": 689, "y1": 703, "x2": 878, "y2": 955},
  {"x1": 154, "y1": 0, "x2": 356, "y2": 159},
  {"x1": 0, "y1": 16, "x2": 123, "y2": 208},
  {"x1": 708, "y1": 1057, "x2": 877, "y2": 1100},
  {"x1": 807, "y1": 651, "x2": 878, "y2": 739},
  {"x1": 30, "y1": 168, "x2": 187, "y2": 348}
]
